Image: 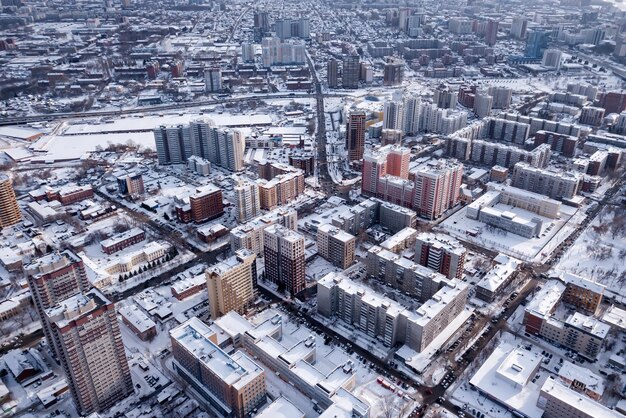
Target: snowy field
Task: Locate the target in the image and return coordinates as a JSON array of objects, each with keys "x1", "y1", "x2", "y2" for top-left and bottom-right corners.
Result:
[
  {"x1": 441, "y1": 203, "x2": 579, "y2": 262},
  {"x1": 552, "y1": 205, "x2": 626, "y2": 295}
]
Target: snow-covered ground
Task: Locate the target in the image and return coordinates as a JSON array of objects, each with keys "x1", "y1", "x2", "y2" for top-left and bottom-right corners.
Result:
[
  {"x1": 552, "y1": 205, "x2": 626, "y2": 296},
  {"x1": 442, "y1": 203, "x2": 580, "y2": 262}
]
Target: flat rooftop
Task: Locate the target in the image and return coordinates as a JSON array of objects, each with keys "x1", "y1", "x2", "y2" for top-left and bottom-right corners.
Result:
[{"x1": 541, "y1": 378, "x2": 621, "y2": 417}]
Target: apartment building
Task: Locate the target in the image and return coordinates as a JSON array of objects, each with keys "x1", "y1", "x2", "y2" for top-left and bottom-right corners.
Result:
[
  {"x1": 230, "y1": 208, "x2": 297, "y2": 255},
  {"x1": 346, "y1": 111, "x2": 366, "y2": 161},
  {"x1": 45, "y1": 289, "x2": 133, "y2": 415},
  {"x1": 414, "y1": 233, "x2": 466, "y2": 279},
  {"x1": 366, "y1": 246, "x2": 455, "y2": 302},
  {"x1": 413, "y1": 159, "x2": 463, "y2": 220},
  {"x1": 257, "y1": 170, "x2": 305, "y2": 210},
  {"x1": 316, "y1": 224, "x2": 356, "y2": 269},
  {"x1": 361, "y1": 145, "x2": 410, "y2": 196},
  {"x1": 235, "y1": 181, "x2": 261, "y2": 223},
  {"x1": 263, "y1": 225, "x2": 306, "y2": 296},
  {"x1": 318, "y1": 272, "x2": 468, "y2": 352},
  {"x1": 0, "y1": 174, "x2": 21, "y2": 228},
  {"x1": 206, "y1": 249, "x2": 257, "y2": 318},
  {"x1": 189, "y1": 184, "x2": 224, "y2": 223},
  {"x1": 512, "y1": 162, "x2": 583, "y2": 200},
  {"x1": 24, "y1": 250, "x2": 90, "y2": 358},
  {"x1": 539, "y1": 377, "x2": 621, "y2": 418},
  {"x1": 170, "y1": 318, "x2": 266, "y2": 418}
]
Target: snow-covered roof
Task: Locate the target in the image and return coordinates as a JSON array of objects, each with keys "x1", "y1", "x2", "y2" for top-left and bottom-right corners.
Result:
[
  {"x1": 119, "y1": 304, "x2": 156, "y2": 333},
  {"x1": 256, "y1": 396, "x2": 305, "y2": 418},
  {"x1": 540, "y1": 378, "x2": 621, "y2": 417},
  {"x1": 557, "y1": 361, "x2": 604, "y2": 396}
]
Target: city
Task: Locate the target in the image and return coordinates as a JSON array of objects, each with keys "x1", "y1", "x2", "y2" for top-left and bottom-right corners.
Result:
[{"x1": 0, "y1": 0, "x2": 625, "y2": 417}]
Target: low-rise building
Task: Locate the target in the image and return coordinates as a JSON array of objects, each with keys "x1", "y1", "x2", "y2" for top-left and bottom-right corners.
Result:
[
  {"x1": 101, "y1": 228, "x2": 145, "y2": 255},
  {"x1": 119, "y1": 304, "x2": 157, "y2": 341},
  {"x1": 539, "y1": 377, "x2": 621, "y2": 418}
]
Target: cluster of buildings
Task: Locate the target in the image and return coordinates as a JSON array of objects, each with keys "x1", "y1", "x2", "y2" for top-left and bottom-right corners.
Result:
[{"x1": 362, "y1": 146, "x2": 463, "y2": 220}]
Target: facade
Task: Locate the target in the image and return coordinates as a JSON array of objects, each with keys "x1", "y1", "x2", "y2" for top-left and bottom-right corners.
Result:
[
  {"x1": 523, "y1": 281, "x2": 609, "y2": 360},
  {"x1": 361, "y1": 145, "x2": 410, "y2": 196},
  {"x1": 235, "y1": 181, "x2": 261, "y2": 223},
  {"x1": 539, "y1": 377, "x2": 621, "y2": 418},
  {"x1": 475, "y1": 254, "x2": 521, "y2": 302},
  {"x1": 346, "y1": 111, "x2": 366, "y2": 161},
  {"x1": 413, "y1": 159, "x2": 463, "y2": 220},
  {"x1": 154, "y1": 122, "x2": 244, "y2": 171},
  {"x1": 414, "y1": 233, "x2": 466, "y2": 279},
  {"x1": 189, "y1": 185, "x2": 224, "y2": 223},
  {"x1": 171, "y1": 274, "x2": 206, "y2": 301},
  {"x1": 170, "y1": 318, "x2": 267, "y2": 418},
  {"x1": 512, "y1": 162, "x2": 582, "y2": 200},
  {"x1": 318, "y1": 272, "x2": 467, "y2": 352},
  {"x1": 45, "y1": 289, "x2": 133, "y2": 415},
  {"x1": 101, "y1": 228, "x2": 145, "y2": 255},
  {"x1": 46, "y1": 185, "x2": 94, "y2": 205},
  {"x1": 533, "y1": 131, "x2": 578, "y2": 157},
  {"x1": 342, "y1": 55, "x2": 360, "y2": 89},
  {"x1": 204, "y1": 67, "x2": 222, "y2": 92},
  {"x1": 383, "y1": 58, "x2": 404, "y2": 86},
  {"x1": 579, "y1": 106, "x2": 605, "y2": 127},
  {"x1": 24, "y1": 250, "x2": 91, "y2": 358},
  {"x1": 0, "y1": 174, "x2": 21, "y2": 228},
  {"x1": 434, "y1": 84, "x2": 458, "y2": 109},
  {"x1": 263, "y1": 224, "x2": 306, "y2": 296},
  {"x1": 327, "y1": 58, "x2": 338, "y2": 88},
  {"x1": 316, "y1": 223, "x2": 356, "y2": 269},
  {"x1": 257, "y1": 170, "x2": 305, "y2": 210},
  {"x1": 230, "y1": 208, "x2": 297, "y2": 255},
  {"x1": 116, "y1": 171, "x2": 144, "y2": 196},
  {"x1": 383, "y1": 100, "x2": 404, "y2": 131},
  {"x1": 206, "y1": 249, "x2": 257, "y2": 319}
]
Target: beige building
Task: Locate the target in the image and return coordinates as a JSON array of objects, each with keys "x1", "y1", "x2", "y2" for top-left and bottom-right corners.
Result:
[
  {"x1": 45, "y1": 289, "x2": 133, "y2": 415},
  {"x1": 25, "y1": 250, "x2": 91, "y2": 358},
  {"x1": 539, "y1": 377, "x2": 621, "y2": 418},
  {"x1": 316, "y1": 224, "x2": 356, "y2": 269},
  {"x1": 235, "y1": 181, "x2": 260, "y2": 223},
  {"x1": 170, "y1": 318, "x2": 267, "y2": 418},
  {"x1": 0, "y1": 174, "x2": 21, "y2": 228},
  {"x1": 206, "y1": 249, "x2": 257, "y2": 318}
]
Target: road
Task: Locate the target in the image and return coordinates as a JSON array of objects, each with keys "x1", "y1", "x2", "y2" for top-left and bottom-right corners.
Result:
[{"x1": 0, "y1": 92, "x2": 345, "y2": 127}]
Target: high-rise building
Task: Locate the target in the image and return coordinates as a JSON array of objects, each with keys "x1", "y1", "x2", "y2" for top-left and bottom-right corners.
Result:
[
  {"x1": 402, "y1": 96, "x2": 421, "y2": 135},
  {"x1": 316, "y1": 224, "x2": 356, "y2": 269},
  {"x1": 345, "y1": 111, "x2": 366, "y2": 162},
  {"x1": 116, "y1": 171, "x2": 144, "y2": 197},
  {"x1": 510, "y1": 16, "x2": 528, "y2": 39},
  {"x1": 327, "y1": 58, "x2": 338, "y2": 88},
  {"x1": 434, "y1": 84, "x2": 458, "y2": 109},
  {"x1": 487, "y1": 86, "x2": 513, "y2": 109},
  {"x1": 242, "y1": 42, "x2": 255, "y2": 63},
  {"x1": 154, "y1": 125, "x2": 192, "y2": 165},
  {"x1": 206, "y1": 249, "x2": 257, "y2": 318},
  {"x1": 156, "y1": 121, "x2": 244, "y2": 171},
  {"x1": 204, "y1": 67, "x2": 222, "y2": 92},
  {"x1": 414, "y1": 233, "x2": 466, "y2": 279},
  {"x1": 413, "y1": 160, "x2": 463, "y2": 220},
  {"x1": 579, "y1": 106, "x2": 605, "y2": 127},
  {"x1": 615, "y1": 33, "x2": 626, "y2": 62},
  {"x1": 171, "y1": 318, "x2": 267, "y2": 418},
  {"x1": 235, "y1": 181, "x2": 261, "y2": 223},
  {"x1": 383, "y1": 58, "x2": 404, "y2": 86},
  {"x1": 189, "y1": 185, "x2": 224, "y2": 223},
  {"x1": 383, "y1": 100, "x2": 405, "y2": 131},
  {"x1": 0, "y1": 174, "x2": 21, "y2": 228},
  {"x1": 230, "y1": 208, "x2": 297, "y2": 255},
  {"x1": 542, "y1": 49, "x2": 562, "y2": 69},
  {"x1": 473, "y1": 90, "x2": 493, "y2": 118},
  {"x1": 342, "y1": 55, "x2": 360, "y2": 89},
  {"x1": 261, "y1": 37, "x2": 305, "y2": 67},
  {"x1": 485, "y1": 20, "x2": 498, "y2": 46},
  {"x1": 44, "y1": 289, "x2": 133, "y2": 415},
  {"x1": 263, "y1": 225, "x2": 305, "y2": 296},
  {"x1": 25, "y1": 250, "x2": 91, "y2": 358},
  {"x1": 525, "y1": 29, "x2": 549, "y2": 58}
]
